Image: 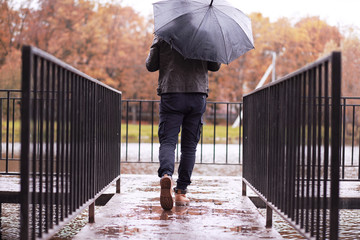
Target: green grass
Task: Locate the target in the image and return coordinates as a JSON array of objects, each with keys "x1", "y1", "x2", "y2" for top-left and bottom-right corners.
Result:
[
  {"x1": 3, "y1": 120, "x2": 358, "y2": 145},
  {"x1": 2, "y1": 121, "x2": 242, "y2": 144},
  {"x1": 121, "y1": 123, "x2": 242, "y2": 144},
  {"x1": 1, "y1": 120, "x2": 21, "y2": 143}
]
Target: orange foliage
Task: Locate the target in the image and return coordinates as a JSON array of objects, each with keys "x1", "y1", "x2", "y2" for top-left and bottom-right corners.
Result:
[
  {"x1": 341, "y1": 34, "x2": 360, "y2": 96},
  {"x1": 0, "y1": 1, "x2": 358, "y2": 100}
]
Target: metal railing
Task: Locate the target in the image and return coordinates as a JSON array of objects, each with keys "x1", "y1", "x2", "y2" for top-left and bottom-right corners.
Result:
[
  {"x1": 340, "y1": 97, "x2": 360, "y2": 179},
  {"x1": 19, "y1": 46, "x2": 122, "y2": 239},
  {"x1": 1, "y1": 90, "x2": 21, "y2": 174},
  {"x1": 3, "y1": 93, "x2": 360, "y2": 175},
  {"x1": 243, "y1": 52, "x2": 342, "y2": 239},
  {"x1": 121, "y1": 100, "x2": 243, "y2": 165}
]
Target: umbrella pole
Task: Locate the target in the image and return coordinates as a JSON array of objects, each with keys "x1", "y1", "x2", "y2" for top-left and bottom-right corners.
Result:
[{"x1": 210, "y1": 0, "x2": 213, "y2": 6}]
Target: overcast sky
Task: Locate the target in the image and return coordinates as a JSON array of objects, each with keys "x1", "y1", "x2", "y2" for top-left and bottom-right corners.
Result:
[{"x1": 122, "y1": 0, "x2": 360, "y2": 29}]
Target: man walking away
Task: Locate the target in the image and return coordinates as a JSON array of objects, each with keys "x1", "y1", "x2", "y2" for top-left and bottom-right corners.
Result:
[{"x1": 146, "y1": 35, "x2": 221, "y2": 210}]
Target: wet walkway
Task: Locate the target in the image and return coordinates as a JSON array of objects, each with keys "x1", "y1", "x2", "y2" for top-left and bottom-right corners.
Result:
[{"x1": 74, "y1": 174, "x2": 283, "y2": 239}]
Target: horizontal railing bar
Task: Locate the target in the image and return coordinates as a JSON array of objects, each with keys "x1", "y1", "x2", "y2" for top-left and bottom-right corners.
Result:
[
  {"x1": 122, "y1": 99, "x2": 159, "y2": 103},
  {"x1": 120, "y1": 161, "x2": 241, "y2": 166},
  {"x1": 0, "y1": 97, "x2": 21, "y2": 100},
  {"x1": 340, "y1": 104, "x2": 360, "y2": 107},
  {"x1": 342, "y1": 96, "x2": 360, "y2": 100},
  {"x1": 0, "y1": 172, "x2": 21, "y2": 176},
  {"x1": 0, "y1": 90, "x2": 22, "y2": 92},
  {"x1": 121, "y1": 99, "x2": 242, "y2": 105}
]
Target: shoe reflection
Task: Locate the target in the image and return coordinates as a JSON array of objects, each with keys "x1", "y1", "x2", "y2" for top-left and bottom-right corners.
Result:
[
  {"x1": 174, "y1": 206, "x2": 189, "y2": 215},
  {"x1": 160, "y1": 206, "x2": 189, "y2": 220},
  {"x1": 160, "y1": 210, "x2": 172, "y2": 220}
]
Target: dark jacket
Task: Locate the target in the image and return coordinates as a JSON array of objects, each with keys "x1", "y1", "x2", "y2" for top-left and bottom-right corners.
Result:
[{"x1": 146, "y1": 35, "x2": 221, "y2": 96}]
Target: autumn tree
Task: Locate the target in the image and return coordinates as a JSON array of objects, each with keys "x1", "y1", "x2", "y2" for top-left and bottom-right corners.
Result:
[
  {"x1": 0, "y1": 0, "x2": 31, "y2": 89},
  {"x1": 19, "y1": 0, "x2": 157, "y2": 99},
  {"x1": 341, "y1": 33, "x2": 360, "y2": 97},
  {"x1": 0, "y1": 48, "x2": 21, "y2": 89},
  {"x1": 295, "y1": 17, "x2": 342, "y2": 60},
  {"x1": 0, "y1": 0, "x2": 30, "y2": 65},
  {"x1": 0, "y1": 0, "x2": 14, "y2": 65},
  {"x1": 212, "y1": 14, "x2": 343, "y2": 101},
  {"x1": 0, "y1": 1, "x2": 355, "y2": 102},
  {"x1": 92, "y1": 3, "x2": 157, "y2": 99}
]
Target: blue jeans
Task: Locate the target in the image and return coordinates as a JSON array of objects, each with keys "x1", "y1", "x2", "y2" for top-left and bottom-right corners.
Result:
[{"x1": 158, "y1": 93, "x2": 206, "y2": 190}]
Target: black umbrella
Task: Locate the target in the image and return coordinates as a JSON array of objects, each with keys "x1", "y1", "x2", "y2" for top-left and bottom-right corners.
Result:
[{"x1": 153, "y1": 0, "x2": 254, "y2": 64}]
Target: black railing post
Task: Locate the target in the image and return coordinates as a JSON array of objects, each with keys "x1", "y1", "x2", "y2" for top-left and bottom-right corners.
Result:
[
  {"x1": 118, "y1": 93, "x2": 122, "y2": 191},
  {"x1": 330, "y1": 51, "x2": 341, "y2": 240},
  {"x1": 322, "y1": 60, "x2": 330, "y2": 239},
  {"x1": 266, "y1": 205, "x2": 273, "y2": 228},
  {"x1": 11, "y1": 97, "x2": 15, "y2": 159},
  {"x1": 20, "y1": 45, "x2": 32, "y2": 240},
  {"x1": 0, "y1": 98, "x2": 2, "y2": 160},
  {"x1": 89, "y1": 202, "x2": 95, "y2": 223},
  {"x1": 138, "y1": 101, "x2": 142, "y2": 162},
  {"x1": 239, "y1": 103, "x2": 242, "y2": 164},
  {"x1": 126, "y1": 101, "x2": 129, "y2": 161},
  {"x1": 342, "y1": 98, "x2": 346, "y2": 178},
  {"x1": 6, "y1": 91, "x2": 10, "y2": 173},
  {"x1": 200, "y1": 120, "x2": 203, "y2": 164},
  {"x1": 358, "y1": 129, "x2": 360, "y2": 179},
  {"x1": 213, "y1": 103, "x2": 217, "y2": 163},
  {"x1": 351, "y1": 106, "x2": 355, "y2": 166},
  {"x1": 226, "y1": 103, "x2": 229, "y2": 164},
  {"x1": 151, "y1": 101, "x2": 154, "y2": 162}
]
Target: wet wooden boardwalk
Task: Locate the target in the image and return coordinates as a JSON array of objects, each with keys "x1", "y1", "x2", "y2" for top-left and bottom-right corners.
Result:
[{"x1": 74, "y1": 174, "x2": 283, "y2": 240}]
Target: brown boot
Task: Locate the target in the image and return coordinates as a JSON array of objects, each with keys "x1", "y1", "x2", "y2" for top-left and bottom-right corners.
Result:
[
  {"x1": 174, "y1": 188, "x2": 190, "y2": 206},
  {"x1": 160, "y1": 174, "x2": 173, "y2": 210}
]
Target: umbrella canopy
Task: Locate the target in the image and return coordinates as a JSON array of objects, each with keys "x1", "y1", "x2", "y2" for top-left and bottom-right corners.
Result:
[{"x1": 153, "y1": 0, "x2": 254, "y2": 64}]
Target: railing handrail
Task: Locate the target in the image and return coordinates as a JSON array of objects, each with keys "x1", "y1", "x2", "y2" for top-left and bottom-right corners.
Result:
[{"x1": 121, "y1": 99, "x2": 243, "y2": 104}]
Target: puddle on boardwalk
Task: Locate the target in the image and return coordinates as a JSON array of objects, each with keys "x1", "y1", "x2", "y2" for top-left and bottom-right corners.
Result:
[
  {"x1": 73, "y1": 175, "x2": 360, "y2": 240},
  {"x1": 72, "y1": 175, "x2": 283, "y2": 240},
  {"x1": 1, "y1": 174, "x2": 360, "y2": 239},
  {"x1": 93, "y1": 204, "x2": 276, "y2": 239},
  {"x1": 96, "y1": 225, "x2": 141, "y2": 238}
]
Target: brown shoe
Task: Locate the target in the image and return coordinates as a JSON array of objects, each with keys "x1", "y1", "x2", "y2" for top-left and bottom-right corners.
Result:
[
  {"x1": 160, "y1": 175, "x2": 173, "y2": 210},
  {"x1": 174, "y1": 188, "x2": 190, "y2": 206}
]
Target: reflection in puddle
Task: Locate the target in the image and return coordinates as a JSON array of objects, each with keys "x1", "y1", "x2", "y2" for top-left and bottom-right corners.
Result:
[
  {"x1": 96, "y1": 225, "x2": 140, "y2": 237},
  {"x1": 96, "y1": 207, "x2": 267, "y2": 238},
  {"x1": 108, "y1": 204, "x2": 266, "y2": 235},
  {"x1": 91, "y1": 204, "x2": 360, "y2": 239}
]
